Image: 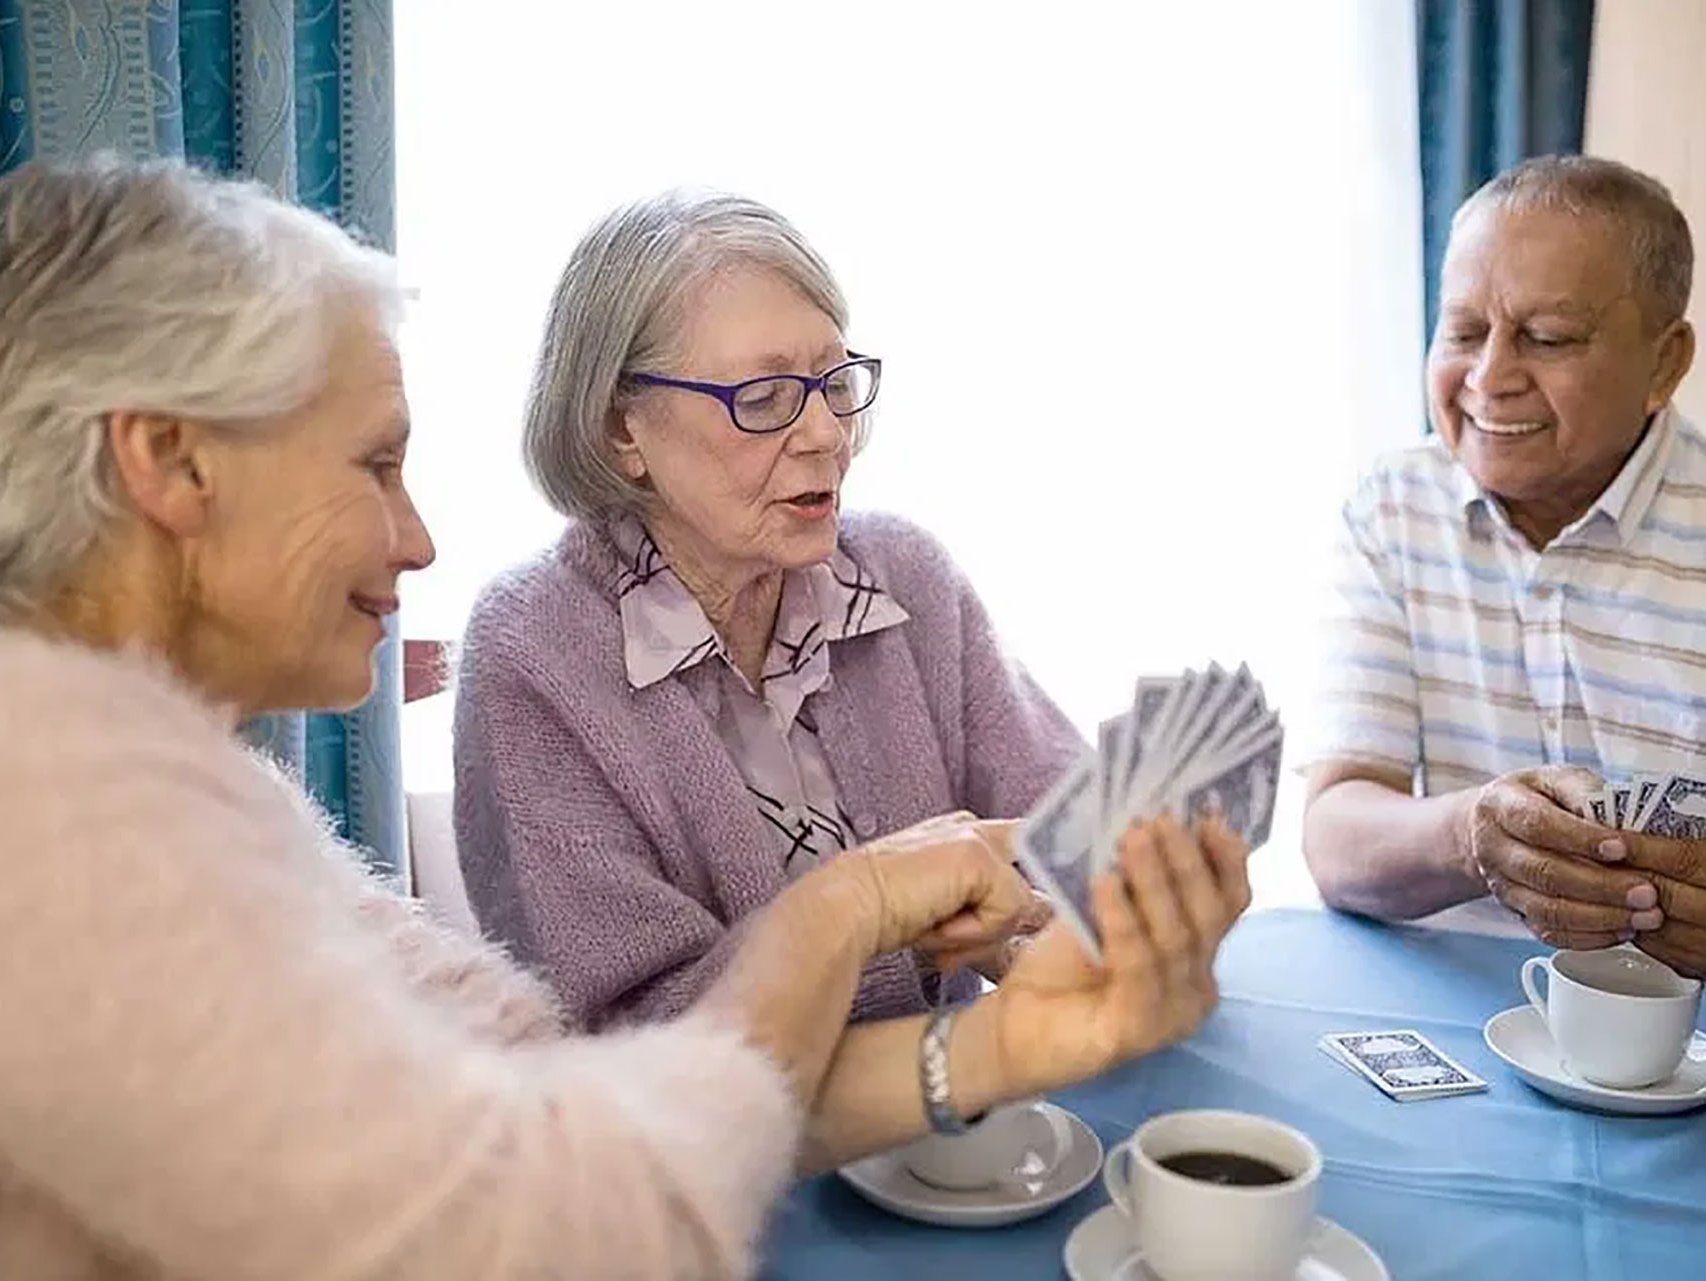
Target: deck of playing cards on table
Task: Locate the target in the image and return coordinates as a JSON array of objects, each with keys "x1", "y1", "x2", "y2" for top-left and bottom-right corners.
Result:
[
  {"x1": 1318, "y1": 1030, "x2": 1488, "y2": 1102},
  {"x1": 1014, "y1": 662, "x2": 1283, "y2": 960},
  {"x1": 1582, "y1": 773, "x2": 1706, "y2": 839}
]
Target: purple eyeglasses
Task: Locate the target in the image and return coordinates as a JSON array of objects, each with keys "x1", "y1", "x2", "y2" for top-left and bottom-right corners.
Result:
[{"x1": 626, "y1": 352, "x2": 882, "y2": 435}]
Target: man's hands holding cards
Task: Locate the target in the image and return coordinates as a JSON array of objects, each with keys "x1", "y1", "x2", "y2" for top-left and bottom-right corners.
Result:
[{"x1": 1462, "y1": 765, "x2": 1664, "y2": 950}]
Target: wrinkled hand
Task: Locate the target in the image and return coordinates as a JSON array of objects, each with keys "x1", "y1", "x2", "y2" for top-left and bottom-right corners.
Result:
[
  {"x1": 1461, "y1": 767, "x2": 1662, "y2": 949},
  {"x1": 832, "y1": 812, "x2": 1037, "y2": 962},
  {"x1": 984, "y1": 813, "x2": 1251, "y2": 1097},
  {"x1": 1618, "y1": 834, "x2": 1706, "y2": 978}
]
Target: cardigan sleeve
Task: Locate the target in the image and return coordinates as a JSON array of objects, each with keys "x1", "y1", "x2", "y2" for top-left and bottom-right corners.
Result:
[
  {"x1": 0, "y1": 647, "x2": 801, "y2": 1281},
  {"x1": 454, "y1": 627, "x2": 755, "y2": 1031}
]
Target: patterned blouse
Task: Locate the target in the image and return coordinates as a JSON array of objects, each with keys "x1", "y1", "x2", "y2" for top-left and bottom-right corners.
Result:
[{"x1": 612, "y1": 517, "x2": 911, "y2": 879}]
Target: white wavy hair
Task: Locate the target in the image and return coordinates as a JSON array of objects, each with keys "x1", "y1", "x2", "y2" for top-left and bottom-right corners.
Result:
[{"x1": 0, "y1": 154, "x2": 401, "y2": 617}]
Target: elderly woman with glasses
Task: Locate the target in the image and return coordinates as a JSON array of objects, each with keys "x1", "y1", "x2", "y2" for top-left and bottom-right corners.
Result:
[{"x1": 454, "y1": 192, "x2": 1091, "y2": 1031}]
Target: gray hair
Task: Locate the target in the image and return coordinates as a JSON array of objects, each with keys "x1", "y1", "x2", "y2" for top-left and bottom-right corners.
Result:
[
  {"x1": 524, "y1": 189, "x2": 856, "y2": 521},
  {"x1": 1457, "y1": 154, "x2": 1695, "y2": 328},
  {"x1": 0, "y1": 154, "x2": 401, "y2": 618}
]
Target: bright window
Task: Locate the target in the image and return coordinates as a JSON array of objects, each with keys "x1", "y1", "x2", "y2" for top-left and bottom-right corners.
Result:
[{"x1": 394, "y1": 1, "x2": 1424, "y2": 907}]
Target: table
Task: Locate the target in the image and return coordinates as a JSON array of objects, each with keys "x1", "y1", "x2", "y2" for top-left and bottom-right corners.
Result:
[{"x1": 761, "y1": 908, "x2": 1706, "y2": 1280}]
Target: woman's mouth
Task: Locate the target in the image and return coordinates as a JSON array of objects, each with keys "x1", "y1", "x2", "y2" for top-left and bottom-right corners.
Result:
[
  {"x1": 783, "y1": 491, "x2": 836, "y2": 518},
  {"x1": 350, "y1": 594, "x2": 399, "y2": 620}
]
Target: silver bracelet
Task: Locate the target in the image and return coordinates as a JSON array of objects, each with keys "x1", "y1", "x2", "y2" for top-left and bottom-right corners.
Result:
[{"x1": 920, "y1": 1005, "x2": 973, "y2": 1135}]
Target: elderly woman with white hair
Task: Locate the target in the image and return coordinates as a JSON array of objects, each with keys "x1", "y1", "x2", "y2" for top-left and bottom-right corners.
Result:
[
  {"x1": 455, "y1": 191, "x2": 1092, "y2": 1031},
  {"x1": 0, "y1": 154, "x2": 1250, "y2": 1280}
]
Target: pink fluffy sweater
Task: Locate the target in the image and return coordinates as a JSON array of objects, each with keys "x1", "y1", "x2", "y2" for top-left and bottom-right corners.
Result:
[{"x1": 0, "y1": 629, "x2": 800, "y2": 1280}]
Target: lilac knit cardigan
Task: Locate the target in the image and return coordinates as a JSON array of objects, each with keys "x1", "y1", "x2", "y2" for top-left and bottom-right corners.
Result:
[{"x1": 453, "y1": 511, "x2": 1083, "y2": 1031}]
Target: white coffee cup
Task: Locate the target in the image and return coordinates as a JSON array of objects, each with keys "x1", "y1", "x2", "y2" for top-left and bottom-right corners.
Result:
[
  {"x1": 1522, "y1": 948, "x2": 1703, "y2": 1089},
  {"x1": 901, "y1": 1100, "x2": 1073, "y2": 1191},
  {"x1": 1102, "y1": 1110, "x2": 1321, "y2": 1281}
]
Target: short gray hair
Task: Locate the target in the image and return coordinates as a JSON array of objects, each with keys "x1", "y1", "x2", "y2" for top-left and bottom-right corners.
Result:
[
  {"x1": 0, "y1": 154, "x2": 401, "y2": 618},
  {"x1": 524, "y1": 189, "x2": 855, "y2": 521},
  {"x1": 1457, "y1": 154, "x2": 1695, "y2": 328}
]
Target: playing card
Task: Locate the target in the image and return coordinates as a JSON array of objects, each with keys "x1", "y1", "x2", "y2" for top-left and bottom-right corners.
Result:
[
  {"x1": 1015, "y1": 752, "x2": 1102, "y2": 960},
  {"x1": 1319, "y1": 1030, "x2": 1488, "y2": 1101},
  {"x1": 1631, "y1": 773, "x2": 1671, "y2": 833},
  {"x1": 1170, "y1": 724, "x2": 1284, "y2": 848},
  {"x1": 1585, "y1": 789, "x2": 1612, "y2": 828},
  {"x1": 1643, "y1": 774, "x2": 1706, "y2": 841},
  {"x1": 1612, "y1": 784, "x2": 1632, "y2": 830},
  {"x1": 1020, "y1": 663, "x2": 1284, "y2": 963}
]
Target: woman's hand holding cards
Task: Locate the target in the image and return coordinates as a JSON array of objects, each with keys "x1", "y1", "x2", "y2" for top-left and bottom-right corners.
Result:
[{"x1": 978, "y1": 813, "x2": 1251, "y2": 1099}]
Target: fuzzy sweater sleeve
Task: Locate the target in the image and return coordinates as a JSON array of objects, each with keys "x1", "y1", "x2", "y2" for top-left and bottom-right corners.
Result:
[{"x1": 0, "y1": 636, "x2": 801, "y2": 1280}]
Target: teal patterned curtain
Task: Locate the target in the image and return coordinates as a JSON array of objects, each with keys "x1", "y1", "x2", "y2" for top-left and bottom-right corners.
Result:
[{"x1": 0, "y1": 0, "x2": 408, "y2": 881}]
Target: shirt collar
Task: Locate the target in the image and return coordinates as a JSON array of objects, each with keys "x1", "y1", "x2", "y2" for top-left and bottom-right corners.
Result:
[
  {"x1": 1454, "y1": 404, "x2": 1677, "y2": 546},
  {"x1": 610, "y1": 516, "x2": 910, "y2": 691}
]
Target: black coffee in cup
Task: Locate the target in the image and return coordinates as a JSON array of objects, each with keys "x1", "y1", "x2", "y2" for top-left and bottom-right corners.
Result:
[{"x1": 1158, "y1": 1149, "x2": 1291, "y2": 1187}]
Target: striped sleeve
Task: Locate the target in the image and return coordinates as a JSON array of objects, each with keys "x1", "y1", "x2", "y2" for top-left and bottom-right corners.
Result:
[{"x1": 1296, "y1": 476, "x2": 1422, "y2": 779}]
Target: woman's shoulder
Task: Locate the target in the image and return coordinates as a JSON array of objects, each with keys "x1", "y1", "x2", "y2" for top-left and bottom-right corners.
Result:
[
  {"x1": 457, "y1": 524, "x2": 637, "y2": 718},
  {"x1": 836, "y1": 510, "x2": 968, "y2": 600},
  {"x1": 0, "y1": 628, "x2": 239, "y2": 761},
  {"x1": 0, "y1": 629, "x2": 299, "y2": 857}
]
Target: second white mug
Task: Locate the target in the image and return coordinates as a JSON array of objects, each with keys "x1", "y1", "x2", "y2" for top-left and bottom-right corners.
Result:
[{"x1": 1521, "y1": 948, "x2": 1702, "y2": 1089}]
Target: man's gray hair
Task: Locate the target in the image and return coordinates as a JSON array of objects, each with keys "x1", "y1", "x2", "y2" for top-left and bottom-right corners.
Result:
[
  {"x1": 1458, "y1": 154, "x2": 1695, "y2": 328},
  {"x1": 524, "y1": 189, "x2": 855, "y2": 521},
  {"x1": 0, "y1": 154, "x2": 401, "y2": 617}
]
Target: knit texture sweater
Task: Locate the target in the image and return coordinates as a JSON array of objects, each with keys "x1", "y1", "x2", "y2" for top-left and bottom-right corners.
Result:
[
  {"x1": 0, "y1": 629, "x2": 799, "y2": 1280},
  {"x1": 455, "y1": 511, "x2": 1084, "y2": 1031}
]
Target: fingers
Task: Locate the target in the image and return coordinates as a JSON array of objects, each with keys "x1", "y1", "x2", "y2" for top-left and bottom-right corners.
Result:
[
  {"x1": 1488, "y1": 776, "x2": 1624, "y2": 863},
  {"x1": 1198, "y1": 813, "x2": 1253, "y2": 923},
  {"x1": 1624, "y1": 834, "x2": 1706, "y2": 890},
  {"x1": 1116, "y1": 822, "x2": 1197, "y2": 984},
  {"x1": 1525, "y1": 766, "x2": 1608, "y2": 822},
  {"x1": 1147, "y1": 813, "x2": 1235, "y2": 952},
  {"x1": 1488, "y1": 877, "x2": 1633, "y2": 949},
  {"x1": 1478, "y1": 828, "x2": 1657, "y2": 910}
]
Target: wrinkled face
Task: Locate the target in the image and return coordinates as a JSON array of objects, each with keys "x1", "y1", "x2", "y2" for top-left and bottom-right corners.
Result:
[
  {"x1": 192, "y1": 309, "x2": 435, "y2": 712},
  {"x1": 613, "y1": 266, "x2": 854, "y2": 586},
  {"x1": 1428, "y1": 205, "x2": 1686, "y2": 522}
]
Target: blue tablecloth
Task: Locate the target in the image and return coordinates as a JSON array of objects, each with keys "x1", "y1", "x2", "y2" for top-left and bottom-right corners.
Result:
[{"x1": 761, "y1": 908, "x2": 1706, "y2": 1280}]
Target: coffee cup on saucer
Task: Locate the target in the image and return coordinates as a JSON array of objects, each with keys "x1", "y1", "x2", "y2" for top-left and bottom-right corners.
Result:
[
  {"x1": 902, "y1": 1100, "x2": 1074, "y2": 1191},
  {"x1": 1522, "y1": 948, "x2": 1703, "y2": 1089},
  {"x1": 1102, "y1": 1109, "x2": 1321, "y2": 1281}
]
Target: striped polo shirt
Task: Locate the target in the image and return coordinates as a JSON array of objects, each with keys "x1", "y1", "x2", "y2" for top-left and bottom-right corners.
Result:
[{"x1": 1304, "y1": 404, "x2": 1706, "y2": 795}]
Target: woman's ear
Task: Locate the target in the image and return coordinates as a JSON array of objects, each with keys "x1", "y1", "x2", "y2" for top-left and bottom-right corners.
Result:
[
  {"x1": 607, "y1": 406, "x2": 648, "y2": 482},
  {"x1": 105, "y1": 411, "x2": 215, "y2": 536}
]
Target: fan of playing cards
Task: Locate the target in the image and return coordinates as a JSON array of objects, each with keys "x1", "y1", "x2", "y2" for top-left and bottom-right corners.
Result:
[
  {"x1": 1016, "y1": 662, "x2": 1283, "y2": 960},
  {"x1": 1581, "y1": 773, "x2": 1706, "y2": 838}
]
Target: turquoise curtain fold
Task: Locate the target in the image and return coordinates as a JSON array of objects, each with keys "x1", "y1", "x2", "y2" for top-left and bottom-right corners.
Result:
[
  {"x1": 1416, "y1": 0, "x2": 1596, "y2": 353},
  {"x1": 0, "y1": 0, "x2": 407, "y2": 882}
]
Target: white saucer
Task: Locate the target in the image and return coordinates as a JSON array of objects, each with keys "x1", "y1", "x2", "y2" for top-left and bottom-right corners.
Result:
[
  {"x1": 1483, "y1": 1005, "x2": 1706, "y2": 1116},
  {"x1": 1064, "y1": 1204, "x2": 1388, "y2": 1281},
  {"x1": 838, "y1": 1103, "x2": 1102, "y2": 1228}
]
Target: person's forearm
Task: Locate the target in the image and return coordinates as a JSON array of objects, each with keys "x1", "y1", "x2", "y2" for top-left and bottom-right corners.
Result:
[
  {"x1": 796, "y1": 993, "x2": 1012, "y2": 1174},
  {"x1": 1304, "y1": 777, "x2": 1485, "y2": 920},
  {"x1": 699, "y1": 867, "x2": 873, "y2": 1107}
]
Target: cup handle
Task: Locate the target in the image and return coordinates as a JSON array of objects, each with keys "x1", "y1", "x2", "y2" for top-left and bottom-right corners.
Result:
[
  {"x1": 1102, "y1": 1139, "x2": 1139, "y2": 1217},
  {"x1": 1017, "y1": 1103, "x2": 1075, "y2": 1181},
  {"x1": 1521, "y1": 956, "x2": 1551, "y2": 1027}
]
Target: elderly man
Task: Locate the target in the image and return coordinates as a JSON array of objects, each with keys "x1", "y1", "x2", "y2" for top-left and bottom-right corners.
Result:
[{"x1": 1303, "y1": 154, "x2": 1706, "y2": 978}]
